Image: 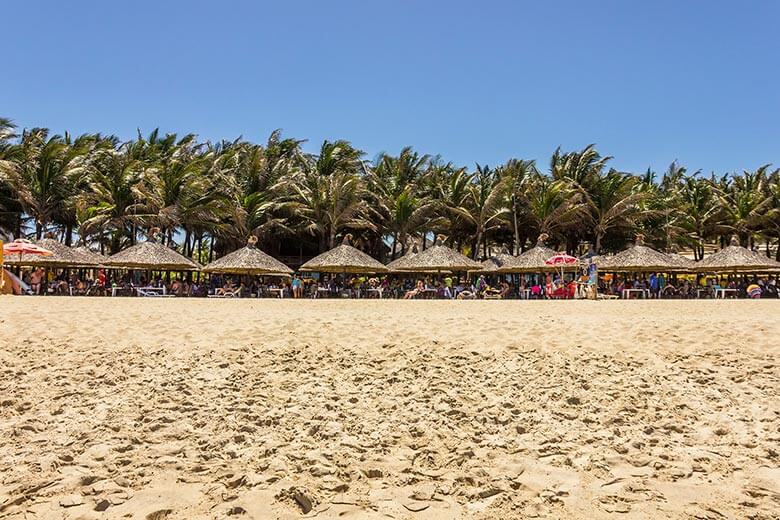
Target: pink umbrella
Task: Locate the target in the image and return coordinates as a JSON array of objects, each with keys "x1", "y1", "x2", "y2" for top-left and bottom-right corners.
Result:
[{"x1": 545, "y1": 253, "x2": 578, "y2": 266}]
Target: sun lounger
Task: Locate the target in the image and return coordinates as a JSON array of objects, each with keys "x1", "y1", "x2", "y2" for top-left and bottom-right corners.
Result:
[{"x1": 208, "y1": 287, "x2": 241, "y2": 298}]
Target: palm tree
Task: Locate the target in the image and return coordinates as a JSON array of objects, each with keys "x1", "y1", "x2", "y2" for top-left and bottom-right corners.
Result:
[
  {"x1": 498, "y1": 158, "x2": 538, "y2": 254},
  {"x1": 521, "y1": 176, "x2": 585, "y2": 250},
  {"x1": 764, "y1": 170, "x2": 780, "y2": 260},
  {"x1": 448, "y1": 165, "x2": 509, "y2": 259},
  {"x1": 582, "y1": 169, "x2": 649, "y2": 253},
  {"x1": 711, "y1": 165, "x2": 775, "y2": 248},
  {"x1": 550, "y1": 144, "x2": 612, "y2": 191},
  {"x1": 0, "y1": 117, "x2": 23, "y2": 237},
  {"x1": 7, "y1": 128, "x2": 88, "y2": 239},
  {"x1": 368, "y1": 147, "x2": 432, "y2": 257},
  {"x1": 77, "y1": 145, "x2": 144, "y2": 253},
  {"x1": 213, "y1": 133, "x2": 305, "y2": 253},
  {"x1": 290, "y1": 140, "x2": 373, "y2": 252}
]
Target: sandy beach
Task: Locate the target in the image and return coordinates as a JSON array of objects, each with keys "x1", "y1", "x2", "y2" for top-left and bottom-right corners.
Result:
[{"x1": 0, "y1": 298, "x2": 778, "y2": 519}]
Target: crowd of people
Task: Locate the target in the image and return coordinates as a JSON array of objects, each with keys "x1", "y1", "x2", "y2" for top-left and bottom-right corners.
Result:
[{"x1": 5, "y1": 266, "x2": 779, "y2": 299}]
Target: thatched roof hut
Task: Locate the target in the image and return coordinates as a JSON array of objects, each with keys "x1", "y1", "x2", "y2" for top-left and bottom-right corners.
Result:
[
  {"x1": 497, "y1": 235, "x2": 557, "y2": 273},
  {"x1": 105, "y1": 240, "x2": 200, "y2": 271},
  {"x1": 299, "y1": 235, "x2": 388, "y2": 274},
  {"x1": 696, "y1": 237, "x2": 780, "y2": 273},
  {"x1": 395, "y1": 241, "x2": 482, "y2": 273},
  {"x1": 203, "y1": 237, "x2": 293, "y2": 276},
  {"x1": 597, "y1": 236, "x2": 678, "y2": 272},
  {"x1": 4, "y1": 237, "x2": 84, "y2": 268}
]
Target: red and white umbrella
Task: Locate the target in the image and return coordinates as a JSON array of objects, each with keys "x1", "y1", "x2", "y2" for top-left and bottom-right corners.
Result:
[
  {"x1": 545, "y1": 253, "x2": 578, "y2": 266},
  {"x1": 545, "y1": 253, "x2": 579, "y2": 286},
  {"x1": 2, "y1": 239, "x2": 53, "y2": 263}
]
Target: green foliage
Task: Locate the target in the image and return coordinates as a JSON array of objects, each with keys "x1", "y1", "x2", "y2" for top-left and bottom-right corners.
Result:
[{"x1": 1, "y1": 115, "x2": 778, "y2": 259}]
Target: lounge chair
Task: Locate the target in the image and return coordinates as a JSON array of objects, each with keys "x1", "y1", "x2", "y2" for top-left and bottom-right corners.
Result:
[{"x1": 208, "y1": 287, "x2": 241, "y2": 298}]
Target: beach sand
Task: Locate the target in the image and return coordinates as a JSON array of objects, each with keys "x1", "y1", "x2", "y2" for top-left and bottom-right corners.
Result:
[{"x1": 0, "y1": 298, "x2": 778, "y2": 519}]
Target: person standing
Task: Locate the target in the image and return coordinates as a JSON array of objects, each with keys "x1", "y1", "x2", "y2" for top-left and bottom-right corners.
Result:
[{"x1": 649, "y1": 272, "x2": 659, "y2": 298}]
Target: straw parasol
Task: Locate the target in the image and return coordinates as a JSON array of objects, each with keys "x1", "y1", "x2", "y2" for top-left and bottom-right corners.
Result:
[
  {"x1": 203, "y1": 236, "x2": 293, "y2": 276},
  {"x1": 386, "y1": 244, "x2": 419, "y2": 272},
  {"x1": 497, "y1": 234, "x2": 557, "y2": 273},
  {"x1": 72, "y1": 246, "x2": 108, "y2": 267},
  {"x1": 299, "y1": 234, "x2": 388, "y2": 274},
  {"x1": 472, "y1": 247, "x2": 516, "y2": 273},
  {"x1": 696, "y1": 236, "x2": 780, "y2": 273},
  {"x1": 4, "y1": 237, "x2": 80, "y2": 267},
  {"x1": 105, "y1": 231, "x2": 200, "y2": 271},
  {"x1": 666, "y1": 251, "x2": 696, "y2": 272},
  {"x1": 597, "y1": 235, "x2": 678, "y2": 272},
  {"x1": 395, "y1": 238, "x2": 482, "y2": 273}
]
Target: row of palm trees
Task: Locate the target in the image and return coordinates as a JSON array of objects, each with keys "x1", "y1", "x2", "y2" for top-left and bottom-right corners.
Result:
[{"x1": 1, "y1": 116, "x2": 779, "y2": 265}]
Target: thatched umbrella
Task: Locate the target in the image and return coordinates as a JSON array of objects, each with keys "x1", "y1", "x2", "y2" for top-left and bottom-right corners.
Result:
[
  {"x1": 696, "y1": 237, "x2": 780, "y2": 273},
  {"x1": 203, "y1": 236, "x2": 293, "y2": 276},
  {"x1": 666, "y1": 252, "x2": 696, "y2": 272},
  {"x1": 497, "y1": 234, "x2": 557, "y2": 273},
  {"x1": 4, "y1": 237, "x2": 83, "y2": 268},
  {"x1": 299, "y1": 235, "x2": 388, "y2": 274},
  {"x1": 70, "y1": 245, "x2": 107, "y2": 267},
  {"x1": 386, "y1": 244, "x2": 419, "y2": 272},
  {"x1": 597, "y1": 235, "x2": 678, "y2": 272},
  {"x1": 105, "y1": 240, "x2": 200, "y2": 271},
  {"x1": 472, "y1": 248, "x2": 516, "y2": 273},
  {"x1": 396, "y1": 240, "x2": 482, "y2": 273}
]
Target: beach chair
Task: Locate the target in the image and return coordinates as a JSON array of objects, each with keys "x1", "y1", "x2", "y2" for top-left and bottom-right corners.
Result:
[
  {"x1": 208, "y1": 287, "x2": 241, "y2": 298},
  {"x1": 137, "y1": 287, "x2": 173, "y2": 297}
]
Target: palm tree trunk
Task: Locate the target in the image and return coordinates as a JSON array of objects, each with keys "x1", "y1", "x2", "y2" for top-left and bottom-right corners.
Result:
[
  {"x1": 390, "y1": 232, "x2": 397, "y2": 260},
  {"x1": 65, "y1": 224, "x2": 73, "y2": 246}
]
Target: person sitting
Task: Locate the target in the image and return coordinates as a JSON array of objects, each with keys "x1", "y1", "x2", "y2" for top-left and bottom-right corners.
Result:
[
  {"x1": 215, "y1": 279, "x2": 235, "y2": 296},
  {"x1": 661, "y1": 283, "x2": 678, "y2": 298},
  {"x1": 456, "y1": 286, "x2": 477, "y2": 299},
  {"x1": 404, "y1": 279, "x2": 425, "y2": 299},
  {"x1": 30, "y1": 268, "x2": 44, "y2": 295}
]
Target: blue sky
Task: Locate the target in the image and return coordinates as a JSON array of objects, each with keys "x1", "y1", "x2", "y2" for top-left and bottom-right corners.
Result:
[{"x1": 3, "y1": 1, "x2": 778, "y2": 175}]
